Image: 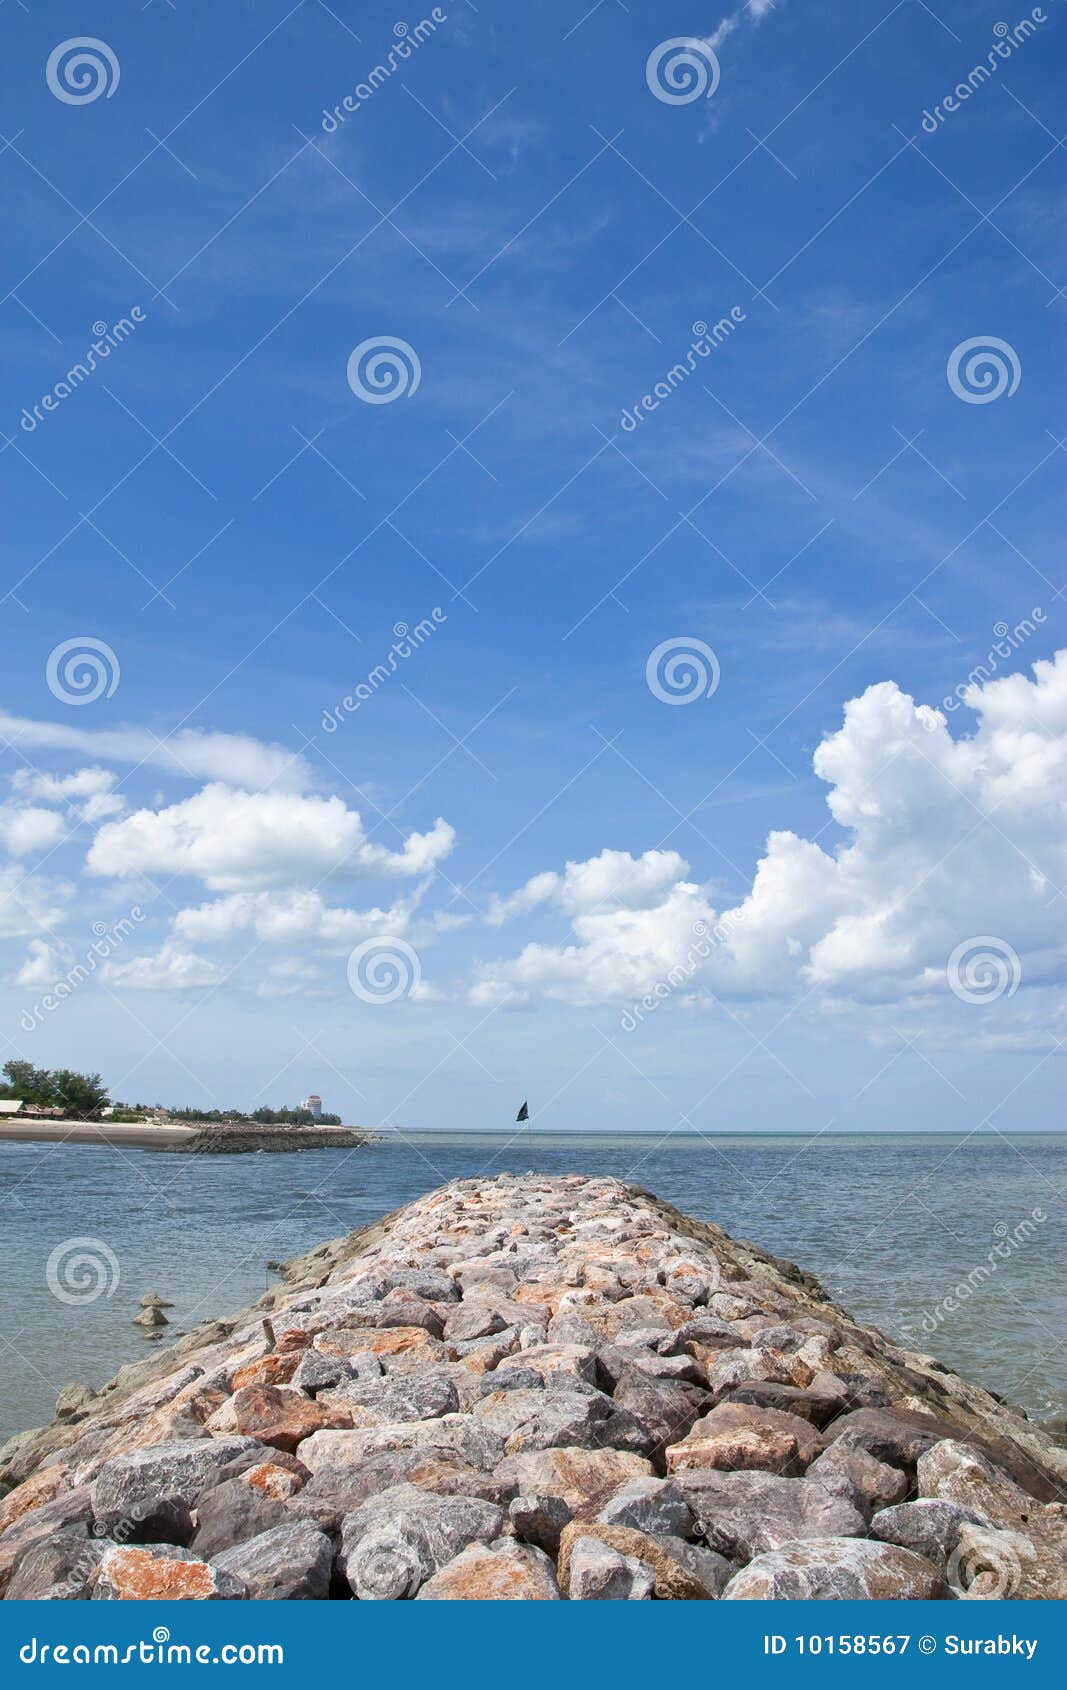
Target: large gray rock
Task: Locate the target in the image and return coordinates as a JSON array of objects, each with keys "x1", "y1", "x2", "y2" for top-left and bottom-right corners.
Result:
[
  {"x1": 596, "y1": 1476, "x2": 696, "y2": 1538},
  {"x1": 298, "y1": 1416, "x2": 504, "y2": 1477},
  {"x1": 291, "y1": 1448, "x2": 509, "y2": 1531},
  {"x1": 90, "y1": 1438, "x2": 265, "y2": 1520},
  {"x1": 567, "y1": 1536, "x2": 655, "y2": 1600},
  {"x1": 473, "y1": 1384, "x2": 637, "y2": 1455},
  {"x1": 290, "y1": 1350, "x2": 364, "y2": 1392},
  {"x1": 496, "y1": 1344, "x2": 599, "y2": 1387},
  {"x1": 806, "y1": 1442, "x2": 909, "y2": 1515},
  {"x1": 669, "y1": 1314, "x2": 748, "y2": 1351},
  {"x1": 870, "y1": 1498, "x2": 982, "y2": 1565},
  {"x1": 610, "y1": 1368, "x2": 706, "y2": 1454},
  {"x1": 332, "y1": 1371, "x2": 459, "y2": 1422},
  {"x1": 826, "y1": 1408, "x2": 962, "y2": 1469},
  {"x1": 656, "y1": 1537, "x2": 734, "y2": 1598},
  {"x1": 361, "y1": 1268, "x2": 459, "y2": 1303},
  {"x1": 338, "y1": 1484, "x2": 503, "y2": 1599},
  {"x1": 211, "y1": 1520, "x2": 333, "y2": 1599},
  {"x1": 916, "y1": 1438, "x2": 1033, "y2": 1527},
  {"x1": 720, "y1": 1381, "x2": 844, "y2": 1426},
  {"x1": 723, "y1": 1536, "x2": 949, "y2": 1599},
  {"x1": 508, "y1": 1492, "x2": 572, "y2": 1555},
  {"x1": 191, "y1": 1475, "x2": 292, "y2": 1558},
  {"x1": 374, "y1": 1291, "x2": 445, "y2": 1337},
  {"x1": 673, "y1": 1471, "x2": 867, "y2": 1561},
  {"x1": 0, "y1": 1485, "x2": 94, "y2": 1593},
  {"x1": 6, "y1": 1527, "x2": 106, "y2": 1600},
  {"x1": 443, "y1": 1303, "x2": 509, "y2": 1343}
]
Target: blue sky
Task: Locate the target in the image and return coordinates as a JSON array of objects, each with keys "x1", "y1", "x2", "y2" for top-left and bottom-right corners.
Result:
[{"x1": 1, "y1": 0, "x2": 1066, "y2": 1132}]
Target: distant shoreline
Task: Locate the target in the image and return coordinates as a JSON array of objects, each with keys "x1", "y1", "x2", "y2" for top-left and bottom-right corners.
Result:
[
  {"x1": 0, "y1": 1119, "x2": 197, "y2": 1148},
  {"x1": 0, "y1": 1120, "x2": 366, "y2": 1151}
]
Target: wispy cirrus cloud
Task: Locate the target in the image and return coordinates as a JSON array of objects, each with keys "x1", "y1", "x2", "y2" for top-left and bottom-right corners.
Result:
[{"x1": 0, "y1": 714, "x2": 315, "y2": 795}]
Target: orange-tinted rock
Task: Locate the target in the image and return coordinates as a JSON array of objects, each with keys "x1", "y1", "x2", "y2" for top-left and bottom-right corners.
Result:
[
  {"x1": 314, "y1": 1326, "x2": 455, "y2": 1362},
  {"x1": 243, "y1": 1460, "x2": 305, "y2": 1499},
  {"x1": 557, "y1": 1522, "x2": 712, "y2": 1600},
  {"x1": 416, "y1": 1540, "x2": 559, "y2": 1599},
  {"x1": 231, "y1": 1353, "x2": 300, "y2": 1390},
  {"x1": 0, "y1": 1466, "x2": 69, "y2": 1534},
  {"x1": 92, "y1": 1545, "x2": 245, "y2": 1601},
  {"x1": 666, "y1": 1426, "x2": 801, "y2": 1475},
  {"x1": 513, "y1": 1284, "x2": 563, "y2": 1313},
  {"x1": 276, "y1": 1329, "x2": 314, "y2": 1353},
  {"x1": 495, "y1": 1448, "x2": 653, "y2": 1516},
  {"x1": 669, "y1": 1401, "x2": 824, "y2": 1475},
  {"x1": 215, "y1": 1384, "x2": 349, "y2": 1451}
]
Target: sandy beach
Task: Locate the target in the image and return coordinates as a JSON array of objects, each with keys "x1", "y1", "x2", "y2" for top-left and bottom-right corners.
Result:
[{"x1": 0, "y1": 1119, "x2": 198, "y2": 1148}]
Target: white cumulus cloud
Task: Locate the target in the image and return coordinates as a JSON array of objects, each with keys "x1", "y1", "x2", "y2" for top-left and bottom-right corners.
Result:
[
  {"x1": 101, "y1": 942, "x2": 225, "y2": 991},
  {"x1": 173, "y1": 886, "x2": 424, "y2": 948},
  {"x1": 0, "y1": 805, "x2": 67, "y2": 858},
  {"x1": 474, "y1": 654, "x2": 1067, "y2": 1012},
  {"x1": 11, "y1": 765, "x2": 126, "y2": 823},
  {"x1": 86, "y1": 785, "x2": 455, "y2": 892}
]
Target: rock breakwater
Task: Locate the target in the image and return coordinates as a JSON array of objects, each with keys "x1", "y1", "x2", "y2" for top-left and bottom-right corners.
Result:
[
  {"x1": 170, "y1": 1126, "x2": 368, "y2": 1155},
  {"x1": 1, "y1": 1174, "x2": 1063, "y2": 1600}
]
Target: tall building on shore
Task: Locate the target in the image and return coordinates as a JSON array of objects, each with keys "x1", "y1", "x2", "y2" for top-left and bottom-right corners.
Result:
[{"x1": 299, "y1": 1093, "x2": 323, "y2": 1120}]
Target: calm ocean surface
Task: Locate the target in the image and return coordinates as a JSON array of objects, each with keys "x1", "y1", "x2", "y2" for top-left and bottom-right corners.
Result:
[{"x1": 1, "y1": 1131, "x2": 1063, "y2": 1444}]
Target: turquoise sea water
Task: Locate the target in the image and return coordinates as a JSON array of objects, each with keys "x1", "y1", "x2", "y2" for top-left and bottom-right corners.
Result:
[{"x1": 0, "y1": 1131, "x2": 1063, "y2": 1444}]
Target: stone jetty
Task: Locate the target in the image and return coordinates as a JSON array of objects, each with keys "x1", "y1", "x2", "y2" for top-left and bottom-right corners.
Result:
[{"x1": 1, "y1": 1174, "x2": 1064, "y2": 1600}]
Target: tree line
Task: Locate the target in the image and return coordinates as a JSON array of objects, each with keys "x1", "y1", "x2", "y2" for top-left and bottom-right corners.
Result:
[
  {"x1": 0, "y1": 1061, "x2": 109, "y2": 1118},
  {"x1": 0, "y1": 1063, "x2": 341, "y2": 1124}
]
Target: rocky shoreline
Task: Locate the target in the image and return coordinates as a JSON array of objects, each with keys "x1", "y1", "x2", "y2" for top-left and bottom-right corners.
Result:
[{"x1": 1, "y1": 1174, "x2": 1063, "y2": 1600}]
